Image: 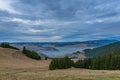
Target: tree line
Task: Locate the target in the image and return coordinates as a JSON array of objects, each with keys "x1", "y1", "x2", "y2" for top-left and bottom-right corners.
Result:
[
  {"x1": 22, "y1": 46, "x2": 41, "y2": 60},
  {"x1": 49, "y1": 48, "x2": 120, "y2": 70},
  {"x1": 74, "y1": 53, "x2": 120, "y2": 70},
  {"x1": 74, "y1": 48, "x2": 120, "y2": 70},
  {"x1": 49, "y1": 56, "x2": 74, "y2": 70},
  {"x1": 0, "y1": 43, "x2": 19, "y2": 50}
]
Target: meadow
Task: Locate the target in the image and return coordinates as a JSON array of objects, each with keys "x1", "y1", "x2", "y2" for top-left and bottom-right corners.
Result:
[
  {"x1": 0, "y1": 48, "x2": 120, "y2": 80},
  {"x1": 0, "y1": 64, "x2": 120, "y2": 80}
]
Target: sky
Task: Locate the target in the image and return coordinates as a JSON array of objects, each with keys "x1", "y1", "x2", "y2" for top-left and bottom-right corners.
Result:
[{"x1": 0, "y1": 0, "x2": 120, "y2": 42}]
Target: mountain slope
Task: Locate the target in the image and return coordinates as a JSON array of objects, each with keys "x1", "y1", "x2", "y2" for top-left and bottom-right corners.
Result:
[
  {"x1": 11, "y1": 40, "x2": 117, "y2": 47},
  {"x1": 10, "y1": 40, "x2": 117, "y2": 58},
  {"x1": 85, "y1": 41, "x2": 120, "y2": 57},
  {"x1": 0, "y1": 47, "x2": 49, "y2": 68}
]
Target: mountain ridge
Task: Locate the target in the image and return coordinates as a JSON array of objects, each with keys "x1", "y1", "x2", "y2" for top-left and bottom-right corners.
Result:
[{"x1": 9, "y1": 39, "x2": 118, "y2": 58}]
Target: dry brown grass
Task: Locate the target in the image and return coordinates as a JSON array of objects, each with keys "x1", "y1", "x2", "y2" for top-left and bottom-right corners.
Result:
[
  {"x1": 0, "y1": 47, "x2": 50, "y2": 69},
  {"x1": 0, "y1": 48, "x2": 120, "y2": 80},
  {"x1": 0, "y1": 68, "x2": 120, "y2": 80}
]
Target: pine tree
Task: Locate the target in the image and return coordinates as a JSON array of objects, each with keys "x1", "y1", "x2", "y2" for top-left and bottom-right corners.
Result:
[
  {"x1": 22, "y1": 46, "x2": 26, "y2": 54},
  {"x1": 117, "y1": 56, "x2": 120, "y2": 69},
  {"x1": 49, "y1": 57, "x2": 73, "y2": 70},
  {"x1": 49, "y1": 59, "x2": 56, "y2": 70},
  {"x1": 74, "y1": 49, "x2": 120, "y2": 70}
]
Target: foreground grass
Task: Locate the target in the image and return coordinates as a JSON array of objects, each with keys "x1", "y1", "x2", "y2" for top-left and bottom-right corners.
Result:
[{"x1": 0, "y1": 67, "x2": 120, "y2": 80}]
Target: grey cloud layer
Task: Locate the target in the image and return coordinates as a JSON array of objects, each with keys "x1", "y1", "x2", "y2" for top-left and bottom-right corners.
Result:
[{"x1": 0, "y1": 0, "x2": 120, "y2": 42}]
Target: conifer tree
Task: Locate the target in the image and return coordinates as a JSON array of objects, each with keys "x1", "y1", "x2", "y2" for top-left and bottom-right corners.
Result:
[
  {"x1": 73, "y1": 48, "x2": 120, "y2": 70},
  {"x1": 22, "y1": 46, "x2": 26, "y2": 54},
  {"x1": 49, "y1": 57, "x2": 73, "y2": 70}
]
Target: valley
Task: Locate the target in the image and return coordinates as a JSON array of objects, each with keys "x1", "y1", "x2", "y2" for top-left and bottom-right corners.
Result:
[
  {"x1": 1, "y1": 41, "x2": 120, "y2": 80},
  {"x1": 10, "y1": 40, "x2": 117, "y2": 58},
  {"x1": 1, "y1": 0, "x2": 120, "y2": 79}
]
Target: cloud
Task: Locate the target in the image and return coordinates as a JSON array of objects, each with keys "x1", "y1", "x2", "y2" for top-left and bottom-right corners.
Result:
[
  {"x1": 5, "y1": 17, "x2": 80, "y2": 26},
  {"x1": 1, "y1": 0, "x2": 120, "y2": 42},
  {"x1": 0, "y1": 0, "x2": 21, "y2": 14},
  {"x1": 15, "y1": 28, "x2": 55, "y2": 34},
  {"x1": 27, "y1": 29, "x2": 54, "y2": 33},
  {"x1": 85, "y1": 15, "x2": 120, "y2": 24},
  {"x1": 15, "y1": 36, "x2": 63, "y2": 42}
]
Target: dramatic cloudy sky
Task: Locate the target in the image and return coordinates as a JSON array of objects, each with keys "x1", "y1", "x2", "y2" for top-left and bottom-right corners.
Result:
[{"x1": 0, "y1": 0, "x2": 120, "y2": 42}]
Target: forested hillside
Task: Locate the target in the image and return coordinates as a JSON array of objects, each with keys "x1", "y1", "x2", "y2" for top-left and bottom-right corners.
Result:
[
  {"x1": 85, "y1": 41, "x2": 120, "y2": 57},
  {"x1": 74, "y1": 48, "x2": 120, "y2": 70},
  {"x1": 49, "y1": 41, "x2": 120, "y2": 70}
]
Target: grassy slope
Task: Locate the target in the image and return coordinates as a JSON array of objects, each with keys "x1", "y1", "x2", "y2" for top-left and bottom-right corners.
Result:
[
  {"x1": 0, "y1": 47, "x2": 49, "y2": 68},
  {"x1": 0, "y1": 48, "x2": 120, "y2": 80}
]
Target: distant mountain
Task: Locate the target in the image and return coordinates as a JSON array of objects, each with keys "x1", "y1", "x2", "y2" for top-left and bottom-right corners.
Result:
[
  {"x1": 11, "y1": 39, "x2": 117, "y2": 47},
  {"x1": 10, "y1": 39, "x2": 118, "y2": 58},
  {"x1": 66, "y1": 51, "x2": 86, "y2": 60},
  {"x1": 84, "y1": 41, "x2": 120, "y2": 58},
  {"x1": 10, "y1": 44, "x2": 58, "y2": 51}
]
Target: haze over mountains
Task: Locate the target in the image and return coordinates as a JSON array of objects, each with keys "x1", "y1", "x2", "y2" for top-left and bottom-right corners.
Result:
[
  {"x1": 10, "y1": 39, "x2": 117, "y2": 58},
  {"x1": 1, "y1": 39, "x2": 120, "y2": 69}
]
